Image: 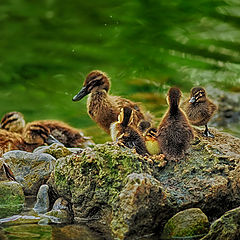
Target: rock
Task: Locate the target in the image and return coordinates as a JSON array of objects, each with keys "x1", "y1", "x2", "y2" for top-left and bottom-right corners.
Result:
[
  {"x1": 0, "y1": 181, "x2": 25, "y2": 218},
  {"x1": 34, "y1": 143, "x2": 83, "y2": 158},
  {"x1": 33, "y1": 143, "x2": 72, "y2": 159},
  {"x1": 51, "y1": 225, "x2": 105, "y2": 240},
  {"x1": 0, "y1": 159, "x2": 9, "y2": 181},
  {"x1": 206, "y1": 86, "x2": 240, "y2": 129},
  {"x1": 33, "y1": 184, "x2": 50, "y2": 214},
  {"x1": 42, "y1": 197, "x2": 72, "y2": 224},
  {"x1": 201, "y1": 206, "x2": 240, "y2": 240},
  {"x1": 48, "y1": 129, "x2": 240, "y2": 239},
  {"x1": 111, "y1": 173, "x2": 169, "y2": 239},
  {"x1": 161, "y1": 208, "x2": 209, "y2": 239},
  {"x1": 2, "y1": 150, "x2": 56, "y2": 195}
]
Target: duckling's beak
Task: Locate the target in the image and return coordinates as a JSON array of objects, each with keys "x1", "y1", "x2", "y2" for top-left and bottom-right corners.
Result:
[
  {"x1": 72, "y1": 87, "x2": 88, "y2": 101},
  {"x1": 46, "y1": 134, "x2": 64, "y2": 145},
  {"x1": 189, "y1": 97, "x2": 196, "y2": 103}
]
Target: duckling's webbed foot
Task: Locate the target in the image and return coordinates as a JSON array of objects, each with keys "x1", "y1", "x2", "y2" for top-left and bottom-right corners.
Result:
[{"x1": 203, "y1": 125, "x2": 214, "y2": 138}]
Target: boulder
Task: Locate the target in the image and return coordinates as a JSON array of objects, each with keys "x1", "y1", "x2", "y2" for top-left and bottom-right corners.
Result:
[
  {"x1": 0, "y1": 181, "x2": 25, "y2": 218},
  {"x1": 201, "y1": 206, "x2": 240, "y2": 240},
  {"x1": 2, "y1": 150, "x2": 56, "y2": 195},
  {"x1": 43, "y1": 197, "x2": 72, "y2": 224},
  {"x1": 38, "y1": 129, "x2": 240, "y2": 238},
  {"x1": 161, "y1": 208, "x2": 209, "y2": 239}
]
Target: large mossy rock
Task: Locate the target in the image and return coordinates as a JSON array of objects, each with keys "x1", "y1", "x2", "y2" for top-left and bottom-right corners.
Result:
[
  {"x1": 2, "y1": 150, "x2": 56, "y2": 195},
  {"x1": 161, "y1": 208, "x2": 209, "y2": 239},
  {"x1": 0, "y1": 181, "x2": 25, "y2": 218},
  {"x1": 47, "y1": 128, "x2": 240, "y2": 239},
  {"x1": 201, "y1": 206, "x2": 240, "y2": 240}
]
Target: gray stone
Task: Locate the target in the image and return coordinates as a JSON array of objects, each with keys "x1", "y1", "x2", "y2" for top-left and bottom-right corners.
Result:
[
  {"x1": 2, "y1": 150, "x2": 55, "y2": 195},
  {"x1": 33, "y1": 184, "x2": 50, "y2": 214}
]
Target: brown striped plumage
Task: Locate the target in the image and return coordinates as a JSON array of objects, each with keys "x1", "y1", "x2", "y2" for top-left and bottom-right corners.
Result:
[
  {"x1": 181, "y1": 87, "x2": 217, "y2": 137},
  {"x1": 0, "y1": 111, "x2": 25, "y2": 134},
  {"x1": 1, "y1": 112, "x2": 94, "y2": 148},
  {"x1": 110, "y1": 107, "x2": 148, "y2": 155},
  {"x1": 29, "y1": 120, "x2": 94, "y2": 148},
  {"x1": 0, "y1": 123, "x2": 58, "y2": 156},
  {"x1": 157, "y1": 87, "x2": 194, "y2": 161},
  {"x1": 72, "y1": 70, "x2": 150, "y2": 134}
]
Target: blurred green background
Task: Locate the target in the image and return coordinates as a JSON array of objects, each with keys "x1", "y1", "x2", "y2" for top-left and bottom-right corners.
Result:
[{"x1": 0, "y1": 0, "x2": 240, "y2": 143}]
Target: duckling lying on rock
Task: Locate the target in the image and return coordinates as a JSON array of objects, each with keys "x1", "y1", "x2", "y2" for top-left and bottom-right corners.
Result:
[
  {"x1": 110, "y1": 107, "x2": 148, "y2": 155},
  {"x1": 0, "y1": 111, "x2": 25, "y2": 134},
  {"x1": 181, "y1": 87, "x2": 217, "y2": 138},
  {"x1": 157, "y1": 87, "x2": 194, "y2": 161},
  {"x1": 0, "y1": 123, "x2": 59, "y2": 156},
  {"x1": 0, "y1": 111, "x2": 94, "y2": 148},
  {"x1": 72, "y1": 70, "x2": 151, "y2": 134},
  {"x1": 27, "y1": 120, "x2": 94, "y2": 148}
]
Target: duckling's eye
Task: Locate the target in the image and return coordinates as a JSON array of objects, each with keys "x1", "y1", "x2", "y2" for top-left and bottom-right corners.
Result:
[{"x1": 87, "y1": 79, "x2": 103, "y2": 91}]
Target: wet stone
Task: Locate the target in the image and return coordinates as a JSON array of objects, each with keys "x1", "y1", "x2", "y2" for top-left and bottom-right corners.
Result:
[{"x1": 33, "y1": 184, "x2": 50, "y2": 214}]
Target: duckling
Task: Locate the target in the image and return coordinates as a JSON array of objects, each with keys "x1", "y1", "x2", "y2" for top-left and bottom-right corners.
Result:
[
  {"x1": 1, "y1": 112, "x2": 94, "y2": 148},
  {"x1": 0, "y1": 111, "x2": 25, "y2": 134},
  {"x1": 0, "y1": 123, "x2": 59, "y2": 156},
  {"x1": 181, "y1": 87, "x2": 217, "y2": 138},
  {"x1": 157, "y1": 87, "x2": 194, "y2": 161},
  {"x1": 30, "y1": 120, "x2": 94, "y2": 148},
  {"x1": 137, "y1": 120, "x2": 161, "y2": 155},
  {"x1": 110, "y1": 107, "x2": 148, "y2": 155},
  {"x1": 145, "y1": 127, "x2": 161, "y2": 155},
  {"x1": 72, "y1": 70, "x2": 150, "y2": 134}
]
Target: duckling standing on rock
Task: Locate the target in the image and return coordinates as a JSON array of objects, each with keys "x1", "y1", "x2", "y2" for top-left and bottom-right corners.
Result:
[
  {"x1": 144, "y1": 128, "x2": 161, "y2": 155},
  {"x1": 110, "y1": 107, "x2": 148, "y2": 155},
  {"x1": 157, "y1": 87, "x2": 194, "y2": 161},
  {"x1": 181, "y1": 87, "x2": 217, "y2": 138},
  {"x1": 72, "y1": 70, "x2": 150, "y2": 134},
  {"x1": 0, "y1": 111, "x2": 25, "y2": 134}
]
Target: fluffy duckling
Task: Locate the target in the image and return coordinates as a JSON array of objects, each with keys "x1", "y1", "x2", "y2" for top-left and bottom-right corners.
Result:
[
  {"x1": 0, "y1": 111, "x2": 25, "y2": 134},
  {"x1": 29, "y1": 120, "x2": 94, "y2": 148},
  {"x1": 72, "y1": 70, "x2": 150, "y2": 134},
  {"x1": 1, "y1": 112, "x2": 94, "y2": 148},
  {"x1": 0, "y1": 123, "x2": 58, "y2": 156},
  {"x1": 138, "y1": 120, "x2": 161, "y2": 155},
  {"x1": 157, "y1": 87, "x2": 194, "y2": 161},
  {"x1": 181, "y1": 87, "x2": 217, "y2": 138},
  {"x1": 110, "y1": 107, "x2": 148, "y2": 155},
  {"x1": 145, "y1": 128, "x2": 161, "y2": 155}
]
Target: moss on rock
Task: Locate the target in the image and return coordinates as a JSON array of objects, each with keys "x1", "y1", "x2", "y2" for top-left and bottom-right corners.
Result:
[
  {"x1": 0, "y1": 181, "x2": 25, "y2": 218},
  {"x1": 161, "y1": 208, "x2": 209, "y2": 239}
]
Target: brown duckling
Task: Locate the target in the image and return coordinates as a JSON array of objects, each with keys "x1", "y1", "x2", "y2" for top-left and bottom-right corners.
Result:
[
  {"x1": 0, "y1": 123, "x2": 59, "y2": 156},
  {"x1": 29, "y1": 120, "x2": 94, "y2": 148},
  {"x1": 110, "y1": 107, "x2": 148, "y2": 155},
  {"x1": 1, "y1": 112, "x2": 94, "y2": 148},
  {"x1": 0, "y1": 111, "x2": 25, "y2": 134},
  {"x1": 181, "y1": 87, "x2": 217, "y2": 138},
  {"x1": 72, "y1": 70, "x2": 150, "y2": 134},
  {"x1": 157, "y1": 87, "x2": 194, "y2": 161}
]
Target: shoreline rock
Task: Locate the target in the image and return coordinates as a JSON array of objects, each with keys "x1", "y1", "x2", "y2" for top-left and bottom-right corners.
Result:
[{"x1": 0, "y1": 128, "x2": 240, "y2": 239}]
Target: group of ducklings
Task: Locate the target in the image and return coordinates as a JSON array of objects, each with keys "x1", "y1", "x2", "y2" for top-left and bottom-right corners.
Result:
[
  {"x1": 72, "y1": 70, "x2": 217, "y2": 161},
  {"x1": 0, "y1": 112, "x2": 93, "y2": 157},
  {"x1": 0, "y1": 70, "x2": 217, "y2": 164}
]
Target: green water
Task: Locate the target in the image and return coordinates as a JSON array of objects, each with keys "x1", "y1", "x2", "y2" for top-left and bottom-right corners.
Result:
[{"x1": 0, "y1": 0, "x2": 240, "y2": 238}]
